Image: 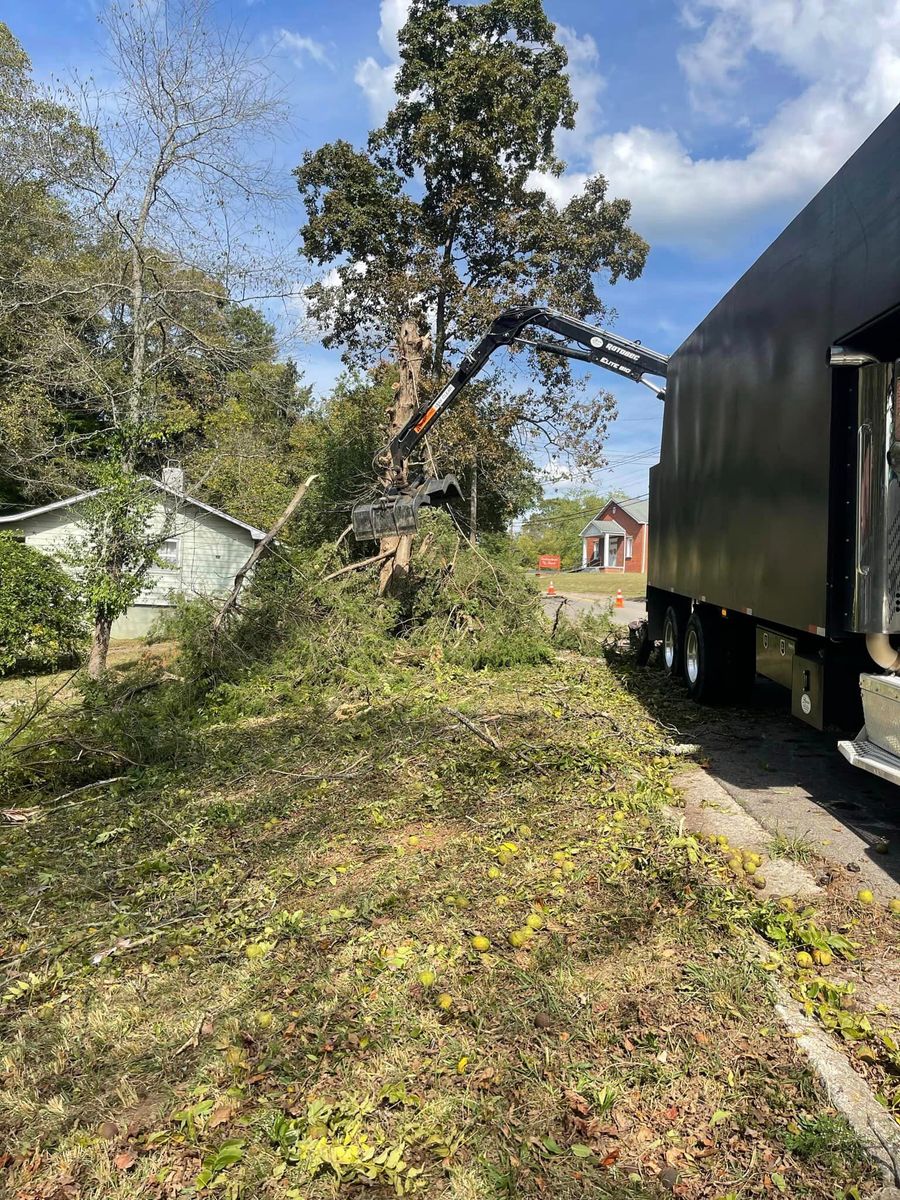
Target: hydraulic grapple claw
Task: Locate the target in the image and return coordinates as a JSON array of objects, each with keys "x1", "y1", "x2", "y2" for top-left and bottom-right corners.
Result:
[{"x1": 351, "y1": 475, "x2": 463, "y2": 541}]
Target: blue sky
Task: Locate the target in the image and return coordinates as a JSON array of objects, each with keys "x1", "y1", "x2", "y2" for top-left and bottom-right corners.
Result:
[{"x1": 8, "y1": 0, "x2": 900, "y2": 505}]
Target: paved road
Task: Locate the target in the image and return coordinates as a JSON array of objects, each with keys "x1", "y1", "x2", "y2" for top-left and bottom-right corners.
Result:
[
  {"x1": 692, "y1": 681, "x2": 900, "y2": 897},
  {"x1": 540, "y1": 591, "x2": 645, "y2": 627},
  {"x1": 543, "y1": 590, "x2": 900, "y2": 897}
]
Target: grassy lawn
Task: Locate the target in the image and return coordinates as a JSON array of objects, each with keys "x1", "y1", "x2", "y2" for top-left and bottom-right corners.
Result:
[
  {"x1": 0, "y1": 637, "x2": 890, "y2": 1199},
  {"x1": 0, "y1": 640, "x2": 174, "y2": 707},
  {"x1": 533, "y1": 571, "x2": 647, "y2": 599}
]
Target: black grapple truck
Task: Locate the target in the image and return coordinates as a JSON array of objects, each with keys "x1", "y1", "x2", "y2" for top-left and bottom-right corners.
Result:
[{"x1": 351, "y1": 103, "x2": 900, "y2": 785}]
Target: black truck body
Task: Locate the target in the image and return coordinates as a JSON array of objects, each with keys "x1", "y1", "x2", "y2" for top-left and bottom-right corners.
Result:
[
  {"x1": 648, "y1": 100, "x2": 900, "y2": 768},
  {"x1": 646, "y1": 102, "x2": 900, "y2": 772},
  {"x1": 649, "y1": 103, "x2": 900, "y2": 635}
]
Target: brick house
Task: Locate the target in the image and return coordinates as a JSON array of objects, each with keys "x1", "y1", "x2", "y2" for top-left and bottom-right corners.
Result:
[{"x1": 579, "y1": 498, "x2": 649, "y2": 573}]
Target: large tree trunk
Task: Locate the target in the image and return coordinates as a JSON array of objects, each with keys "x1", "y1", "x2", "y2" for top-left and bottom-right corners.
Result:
[
  {"x1": 88, "y1": 613, "x2": 113, "y2": 680},
  {"x1": 379, "y1": 317, "x2": 428, "y2": 596}
]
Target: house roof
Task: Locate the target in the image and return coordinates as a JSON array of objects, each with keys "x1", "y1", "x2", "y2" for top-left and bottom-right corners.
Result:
[
  {"x1": 609, "y1": 498, "x2": 649, "y2": 524},
  {"x1": 0, "y1": 479, "x2": 268, "y2": 540},
  {"x1": 580, "y1": 519, "x2": 626, "y2": 538},
  {"x1": 579, "y1": 496, "x2": 649, "y2": 538}
]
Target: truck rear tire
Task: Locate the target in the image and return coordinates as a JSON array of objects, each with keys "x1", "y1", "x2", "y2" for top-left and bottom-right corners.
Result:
[
  {"x1": 662, "y1": 606, "x2": 684, "y2": 678},
  {"x1": 684, "y1": 610, "x2": 726, "y2": 703}
]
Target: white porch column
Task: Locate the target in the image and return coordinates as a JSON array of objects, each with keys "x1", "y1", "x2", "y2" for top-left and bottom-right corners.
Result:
[
  {"x1": 582, "y1": 539, "x2": 587, "y2": 567},
  {"x1": 603, "y1": 532, "x2": 609, "y2": 568}
]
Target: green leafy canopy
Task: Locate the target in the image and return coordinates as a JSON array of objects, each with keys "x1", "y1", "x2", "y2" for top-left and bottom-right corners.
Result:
[{"x1": 294, "y1": 0, "x2": 649, "y2": 482}]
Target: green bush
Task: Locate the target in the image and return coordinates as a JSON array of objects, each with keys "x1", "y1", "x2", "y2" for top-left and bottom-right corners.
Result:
[
  {"x1": 0, "y1": 535, "x2": 87, "y2": 674},
  {"x1": 0, "y1": 517, "x2": 557, "y2": 801}
]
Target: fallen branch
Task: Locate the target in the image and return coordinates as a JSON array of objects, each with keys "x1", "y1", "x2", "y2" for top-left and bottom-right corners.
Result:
[
  {"x1": 2, "y1": 807, "x2": 43, "y2": 825},
  {"x1": 265, "y1": 756, "x2": 370, "y2": 782},
  {"x1": 321, "y1": 548, "x2": 395, "y2": 583},
  {"x1": 334, "y1": 523, "x2": 354, "y2": 549},
  {"x1": 549, "y1": 597, "x2": 569, "y2": 638},
  {"x1": 50, "y1": 776, "x2": 128, "y2": 807},
  {"x1": 213, "y1": 474, "x2": 318, "y2": 635},
  {"x1": 89, "y1": 913, "x2": 204, "y2": 965},
  {"x1": 443, "y1": 706, "x2": 546, "y2": 772},
  {"x1": 444, "y1": 706, "x2": 504, "y2": 751}
]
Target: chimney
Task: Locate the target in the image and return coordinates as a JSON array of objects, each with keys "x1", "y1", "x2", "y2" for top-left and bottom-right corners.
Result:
[{"x1": 161, "y1": 465, "x2": 185, "y2": 494}]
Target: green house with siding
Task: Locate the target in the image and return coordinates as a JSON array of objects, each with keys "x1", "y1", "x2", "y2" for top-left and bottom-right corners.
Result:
[{"x1": 0, "y1": 469, "x2": 265, "y2": 638}]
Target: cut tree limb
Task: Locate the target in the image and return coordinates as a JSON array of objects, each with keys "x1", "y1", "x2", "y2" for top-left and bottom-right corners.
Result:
[
  {"x1": 444, "y1": 706, "x2": 504, "y2": 751},
  {"x1": 321, "y1": 548, "x2": 396, "y2": 583},
  {"x1": 443, "y1": 706, "x2": 544, "y2": 771},
  {"x1": 213, "y1": 474, "x2": 317, "y2": 634}
]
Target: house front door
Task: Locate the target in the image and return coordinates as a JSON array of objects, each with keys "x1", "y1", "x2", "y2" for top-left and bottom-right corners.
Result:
[{"x1": 606, "y1": 536, "x2": 622, "y2": 567}]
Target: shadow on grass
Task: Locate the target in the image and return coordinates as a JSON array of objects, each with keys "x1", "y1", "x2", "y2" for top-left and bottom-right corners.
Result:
[{"x1": 604, "y1": 645, "x2": 900, "y2": 891}]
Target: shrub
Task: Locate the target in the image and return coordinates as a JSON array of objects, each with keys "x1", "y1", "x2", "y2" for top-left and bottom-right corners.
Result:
[
  {"x1": 0, "y1": 535, "x2": 87, "y2": 674},
  {"x1": 403, "y1": 516, "x2": 552, "y2": 668}
]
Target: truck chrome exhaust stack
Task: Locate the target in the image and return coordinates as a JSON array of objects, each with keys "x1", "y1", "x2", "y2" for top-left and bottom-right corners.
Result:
[
  {"x1": 866, "y1": 633, "x2": 900, "y2": 672},
  {"x1": 827, "y1": 345, "x2": 881, "y2": 368}
]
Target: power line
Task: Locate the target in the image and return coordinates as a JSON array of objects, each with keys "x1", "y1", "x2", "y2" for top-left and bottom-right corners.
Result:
[{"x1": 516, "y1": 492, "x2": 648, "y2": 530}]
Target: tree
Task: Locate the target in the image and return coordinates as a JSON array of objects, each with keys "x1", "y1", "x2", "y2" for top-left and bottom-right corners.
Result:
[
  {"x1": 62, "y1": 0, "x2": 286, "y2": 676},
  {"x1": 0, "y1": 24, "x2": 99, "y2": 506},
  {"x1": 185, "y1": 308, "x2": 312, "y2": 531},
  {"x1": 295, "y1": 0, "x2": 648, "y2": 587},
  {"x1": 72, "y1": 0, "x2": 287, "y2": 445},
  {"x1": 69, "y1": 469, "x2": 162, "y2": 678},
  {"x1": 0, "y1": 7, "x2": 292, "y2": 673}
]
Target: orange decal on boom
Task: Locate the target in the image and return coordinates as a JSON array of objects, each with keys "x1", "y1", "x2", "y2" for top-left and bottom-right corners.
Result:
[{"x1": 413, "y1": 407, "x2": 437, "y2": 434}]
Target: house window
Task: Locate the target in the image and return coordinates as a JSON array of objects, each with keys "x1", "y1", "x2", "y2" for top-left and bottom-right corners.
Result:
[
  {"x1": 625, "y1": 536, "x2": 634, "y2": 560},
  {"x1": 158, "y1": 537, "x2": 180, "y2": 568}
]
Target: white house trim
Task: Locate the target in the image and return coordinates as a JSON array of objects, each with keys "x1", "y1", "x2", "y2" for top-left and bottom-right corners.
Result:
[{"x1": 0, "y1": 479, "x2": 267, "y2": 541}]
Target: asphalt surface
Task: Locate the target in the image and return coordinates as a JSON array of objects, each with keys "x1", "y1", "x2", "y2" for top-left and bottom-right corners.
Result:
[
  {"x1": 542, "y1": 589, "x2": 900, "y2": 898},
  {"x1": 541, "y1": 591, "x2": 645, "y2": 627}
]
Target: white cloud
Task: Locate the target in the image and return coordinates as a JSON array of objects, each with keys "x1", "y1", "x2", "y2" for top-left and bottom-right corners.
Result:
[
  {"x1": 275, "y1": 29, "x2": 332, "y2": 69},
  {"x1": 536, "y1": 0, "x2": 900, "y2": 250},
  {"x1": 376, "y1": 0, "x2": 410, "y2": 58},
  {"x1": 355, "y1": 0, "x2": 409, "y2": 119},
  {"x1": 555, "y1": 24, "x2": 605, "y2": 142},
  {"x1": 354, "y1": 57, "x2": 400, "y2": 119},
  {"x1": 680, "y1": 0, "x2": 900, "y2": 96}
]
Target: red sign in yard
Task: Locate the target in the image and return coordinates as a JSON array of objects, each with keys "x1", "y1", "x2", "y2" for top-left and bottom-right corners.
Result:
[{"x1": 538, "y1": 555, "x2": 561, "y2": 571}]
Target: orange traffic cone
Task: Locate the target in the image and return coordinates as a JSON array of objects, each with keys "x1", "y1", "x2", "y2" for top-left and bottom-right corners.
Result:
[
  {"x1": 615, "y1": 588, "x2": 624, "y2": 608},
  {"x1": 547, "y1": 582, "x2": 556, "y2": 596}
]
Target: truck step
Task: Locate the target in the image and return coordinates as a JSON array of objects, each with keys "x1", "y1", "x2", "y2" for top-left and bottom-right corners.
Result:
[{"x1": 838, "y1": 732, "x2": 900, "y2": 786}]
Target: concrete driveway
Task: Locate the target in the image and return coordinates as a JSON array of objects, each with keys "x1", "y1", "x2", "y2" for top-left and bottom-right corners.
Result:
[
  {"x1": 685, "y1": 680, "x2": 900, "y2": 898},
  {"x1": 543, "y1": 590, "x2": 900, "y2": 898}
]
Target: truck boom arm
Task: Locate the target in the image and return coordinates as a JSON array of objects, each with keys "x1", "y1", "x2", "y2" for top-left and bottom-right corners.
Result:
[
  {"x1": 351, "y1": 305, "x2": 668, "y2": 541},
  {"x1": 390, "y1": 304, "x2": 669, "y2": 469}
]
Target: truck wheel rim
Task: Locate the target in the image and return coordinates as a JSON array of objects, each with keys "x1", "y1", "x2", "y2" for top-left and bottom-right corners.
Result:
[
  {"x1": 685, "y1": 628, "x2": 700, "y2": 685},
  {"x1": 664, "y1": 620, "x2": 676, "y2": 669}
]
